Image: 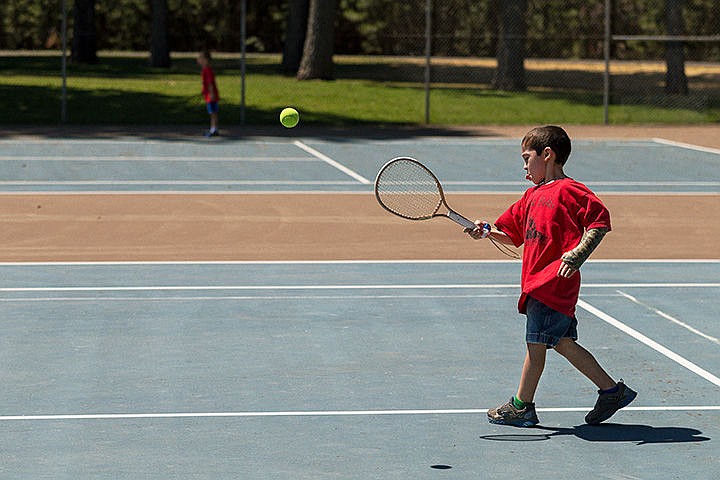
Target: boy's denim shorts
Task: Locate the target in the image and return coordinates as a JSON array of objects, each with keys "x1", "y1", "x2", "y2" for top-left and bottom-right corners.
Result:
[
  {"x1": 525, "y1": 296, "x2": 578, "y2": 347},
  {"x1": 206, "y1": 101, "x2": 219, "y2": 114}
]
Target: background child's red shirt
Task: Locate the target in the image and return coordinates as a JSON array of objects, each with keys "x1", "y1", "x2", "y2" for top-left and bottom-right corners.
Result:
[
  {"x1": 201, "y1": 65, "x2": 219, "y2": 103},
  {"x1": 494, "y1": 178, "x2": 611, "y2": 317}
]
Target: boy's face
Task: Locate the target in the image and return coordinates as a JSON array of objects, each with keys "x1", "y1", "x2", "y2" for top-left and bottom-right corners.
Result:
[{"x1": 521, "y1": 142, "x2": 550, "y2": 185}]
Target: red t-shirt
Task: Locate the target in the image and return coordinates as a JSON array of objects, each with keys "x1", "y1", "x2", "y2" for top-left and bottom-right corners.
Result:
[
  {"x1": 201, "y1": 66, "x2": 219, "y2": 103},
  {"x1": 494, "y1": 178, "x2": 611, "y2": 317}
]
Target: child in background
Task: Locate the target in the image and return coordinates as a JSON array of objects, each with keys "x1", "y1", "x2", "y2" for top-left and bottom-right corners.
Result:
[{"x1": 197, "y1": 50, "x2": 219, "y2": 137}]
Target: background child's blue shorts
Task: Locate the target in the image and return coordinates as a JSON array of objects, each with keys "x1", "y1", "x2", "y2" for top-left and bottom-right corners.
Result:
[
  {"x1": 525, "y1": 296, "x2": 578, "y2": 347},
  {"x1": 206, "y1": 102, "x2": 219, "y2": 114}
]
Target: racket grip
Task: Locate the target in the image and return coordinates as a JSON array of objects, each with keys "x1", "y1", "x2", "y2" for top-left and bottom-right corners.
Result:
[{"x1": 448, "y1": 211, "x2": 479, "y2": 230}]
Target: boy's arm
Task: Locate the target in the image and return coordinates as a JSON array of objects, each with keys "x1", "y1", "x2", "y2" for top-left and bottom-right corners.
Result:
[
  {"x1": 465, "y1": 222, "x2": 515, "y2": 245},
  {"x1": 558, "y1": 227, "x2": 608, "y2": 278}
]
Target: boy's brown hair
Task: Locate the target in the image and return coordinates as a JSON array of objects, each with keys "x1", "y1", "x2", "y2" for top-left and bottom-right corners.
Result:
[{"x1": 522, "y1": 125, "x2": 572, "y2": 166}]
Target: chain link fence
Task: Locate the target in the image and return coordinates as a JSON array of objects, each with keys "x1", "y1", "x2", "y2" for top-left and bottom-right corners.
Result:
[
  {"x1": 318, "y1": 0, "x2": 720, "y2": 124},
  {"x1": 3, "y1": 0, "x2": 718, "y2": 125}
]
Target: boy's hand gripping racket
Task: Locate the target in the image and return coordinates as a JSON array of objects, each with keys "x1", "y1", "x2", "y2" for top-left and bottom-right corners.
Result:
[{"x1": 374, "y1": 157, "x2": 518, "y2": 258}]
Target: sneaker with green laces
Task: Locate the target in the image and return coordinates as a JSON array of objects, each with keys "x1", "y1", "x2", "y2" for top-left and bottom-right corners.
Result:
[
  {"x1": 487, "y1": 398, "x2": 539, "y2": 427},
  {"x1": 585, "y1": 380, "x2": 637, "y2": 425}
]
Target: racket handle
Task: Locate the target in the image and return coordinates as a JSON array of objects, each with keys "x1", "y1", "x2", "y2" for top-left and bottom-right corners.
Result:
[
  {"x1": 448, "y1": 211, "x2": 478, "y2": 230},
  {"x1": 479, "y1": 222, "x2": 492, "y2": 238}
]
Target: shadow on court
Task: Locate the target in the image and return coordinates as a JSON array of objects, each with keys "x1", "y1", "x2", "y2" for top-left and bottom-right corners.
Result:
[{"x1": 481, "y1": 424, "x2": 710, "y2": 445}]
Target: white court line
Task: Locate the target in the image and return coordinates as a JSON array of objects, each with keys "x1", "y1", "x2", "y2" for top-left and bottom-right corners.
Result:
[
  {"x1": 0, "y1": 284, "x2": 516, "y2": 293},
  {"x1": 0, "y1": 259, "x2": 715, "y2": 266},
  {"x1": 0, "y1": 156, "x2": 316, "y2": 162},
  {"x1": 577, "y1": 299, "x2": 720, "y2": 387},
  {"x1": 443, "y1": 181, "x2": 720, "y2": 186},
  {"x1": 5, "y1": 190, "x2": 717, "y2": 196},
  {"x1": 0, "y1": 283, "x2": 717, "y2": 293},
  {"x1": 0, "y1": 190, "x2": 373, "y2": 196},
  {"x1": 0, "y1": 294, "x2": 518, "y2": 303},
  {"x1": 293, "y1": 140, "x2": 372, "y2": 184},
  {"x1": 0, "y1": 180, "x2": 359, "y2": 186},
  {"x1": 588, "y1": 181, "x2": 720, "y2": 187},
  {"x1": 652, "y1": 138, "x2": 720, "y2": 155},
  {"x1": 3, "y1": 181, "x2": 714, "y2": 187},
  {"x1": 617, "y1": 290, "x2": 720, "y2": 346},
  {"x1": 1, "y1": 405, "x2": 719, "y2": 422},
  {"x1": 0, "y1": 139, "x2": 300, "y2": 145}
]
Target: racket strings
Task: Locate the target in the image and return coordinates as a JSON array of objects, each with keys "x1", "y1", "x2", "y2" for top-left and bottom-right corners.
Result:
[{"x1": 376, "y1": 161, "x2": 443, "y2": 219}]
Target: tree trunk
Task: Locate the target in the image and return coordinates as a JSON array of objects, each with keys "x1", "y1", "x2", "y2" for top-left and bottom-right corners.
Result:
[
  {"x1": 150, "y1": 0, "x2": 171, "y2": 68},
  {"x1": 282, "y1": 0, "x2": 310, "y2": 75},
  {"x1": 72, "y1": 0, "x2": 98, "y2": 64},
  {"x1": 665, "y1": 0, "x2": 688, "y2": 94},
  {"x1": 297, "y1": 0, "x2": 336, "y2": 80},
  {"x1": 493, "y1": 0, "x2": 527, "y2": 91}
]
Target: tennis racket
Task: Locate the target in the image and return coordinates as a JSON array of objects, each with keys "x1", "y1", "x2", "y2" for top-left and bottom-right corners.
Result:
[
  {"x1": 374, "y1": 156, "x2": 482, "y2": 229},
  {"x1": 374, "y1": 156, "x2": 519, "y2": 258}
]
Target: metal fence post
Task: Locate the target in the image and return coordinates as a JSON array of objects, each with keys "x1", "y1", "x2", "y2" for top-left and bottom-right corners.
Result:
[
  {"x1": 240, "y1": 0, "x2": 247, "y2": 125},
  {"x1": 61, "y1": 0, "x2": 68, "y2": 123},
  {"x1": 603, "y1": 0, "x2": 611, "y2": 125},
  {"x1": 424, "y1": 0, "x2": 432, "y2": 125}
]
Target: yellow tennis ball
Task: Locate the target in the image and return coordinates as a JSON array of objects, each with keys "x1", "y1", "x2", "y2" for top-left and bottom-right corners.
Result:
[{"x1": 280, "y1": 107, "x2": 300, "y2": 128}]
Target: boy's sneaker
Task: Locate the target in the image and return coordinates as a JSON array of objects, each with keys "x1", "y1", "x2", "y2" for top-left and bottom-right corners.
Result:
[
  {"x1": 585, "y1": 380, "x2": 637, "y2": 425},
  {"x1": 487, "y1": 398, "x2": 539, "y2": 427},
  {"x1": 204, "y1": 129, "x2": 219, "y2": 137}
]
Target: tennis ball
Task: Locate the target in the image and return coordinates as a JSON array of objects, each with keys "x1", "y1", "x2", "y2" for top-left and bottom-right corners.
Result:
[{"x1": 280, "y1": 107, "x2": 300, "y2": 128}]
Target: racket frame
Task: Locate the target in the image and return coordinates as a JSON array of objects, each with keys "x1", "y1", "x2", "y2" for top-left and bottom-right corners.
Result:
[{"x1": 374, "y1": 157, "x2": 478, "y2": 230}]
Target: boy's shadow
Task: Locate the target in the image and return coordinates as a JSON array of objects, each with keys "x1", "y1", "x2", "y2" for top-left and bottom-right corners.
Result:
[{"x1": 481, "y1": 424, "x2": 710, "y2": 445}]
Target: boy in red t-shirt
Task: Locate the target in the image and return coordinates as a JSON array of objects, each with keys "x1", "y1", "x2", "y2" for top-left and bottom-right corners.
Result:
[
  {"x1": 197, "y1": 50, "x2": 220, "y2": 137},
  {"x1": 467, "y1": 126, "x2": 636, "y2": 427}
]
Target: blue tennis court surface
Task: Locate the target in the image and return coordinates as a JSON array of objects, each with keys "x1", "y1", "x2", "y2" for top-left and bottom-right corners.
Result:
[
  {"x1": 0, "y1": 260, "x2": 718, "y2": 478},
  {"x1": 0, "y1": 134, "x2": 718, "y2": 478},
  {"x1": 0, "y1": 136, "x2": 718, "y2": 193}
]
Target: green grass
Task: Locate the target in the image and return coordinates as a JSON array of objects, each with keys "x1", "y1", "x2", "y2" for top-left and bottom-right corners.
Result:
[{"x1": 1, "y1": 53, "x2": 718, "y2": 125}]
